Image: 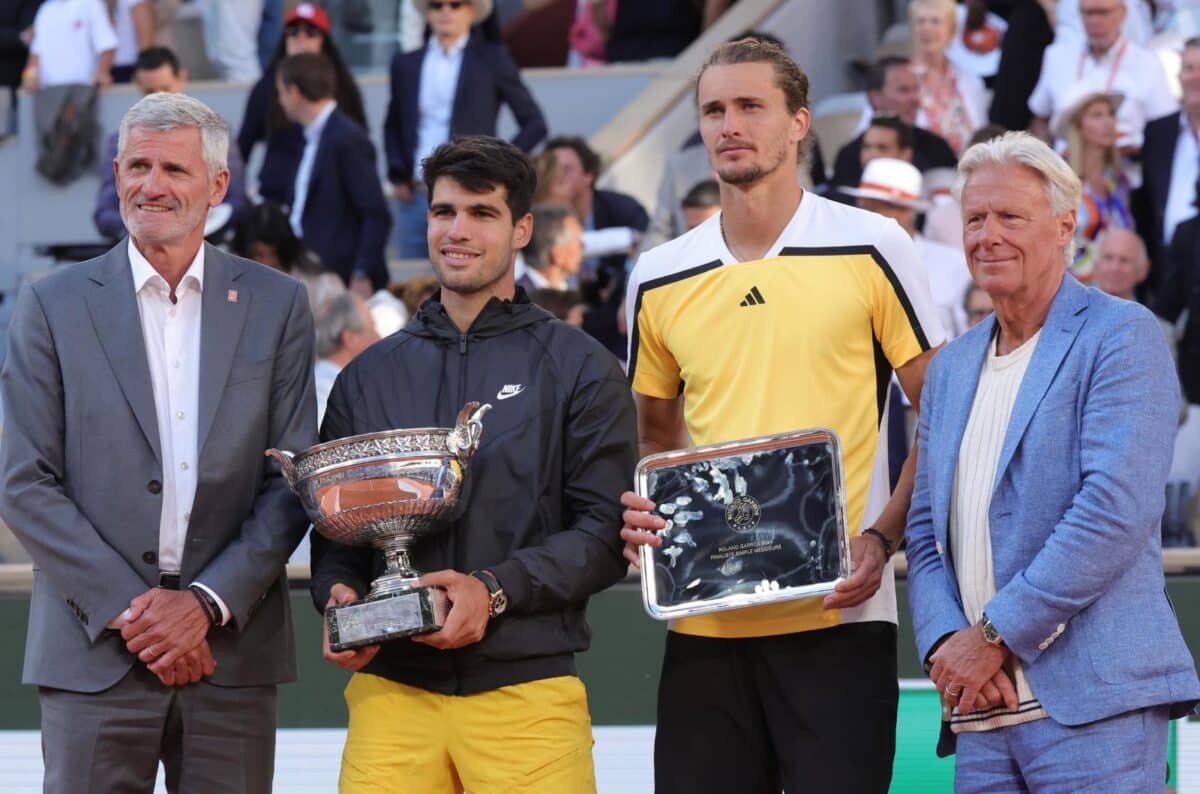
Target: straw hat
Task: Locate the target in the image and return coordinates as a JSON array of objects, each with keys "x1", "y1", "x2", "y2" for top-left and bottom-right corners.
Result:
[
  {"x1": 841, "y1": 158, "x2": 930, "y2": 210},
  {"x1": 1050, "y1": 89, "x2": 1124, "y2": 140}
]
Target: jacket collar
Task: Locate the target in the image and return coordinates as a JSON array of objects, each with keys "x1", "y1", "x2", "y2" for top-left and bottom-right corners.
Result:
[{"x1": 410, "y1": 286, "x2": 551, "y2": 343}]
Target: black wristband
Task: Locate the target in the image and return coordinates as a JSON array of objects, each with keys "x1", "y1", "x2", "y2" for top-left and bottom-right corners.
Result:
[
  {"x1": 861, "y1": 527, "x2": 894, "y2": 559},
  {"x1": 188, "y1": 585, "x2": 221, "y2": 627}
]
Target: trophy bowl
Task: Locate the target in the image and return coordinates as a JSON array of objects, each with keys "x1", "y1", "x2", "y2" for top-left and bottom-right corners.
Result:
[{"x1": 266, "y1": 401, "x2": 491, "y2": 650}]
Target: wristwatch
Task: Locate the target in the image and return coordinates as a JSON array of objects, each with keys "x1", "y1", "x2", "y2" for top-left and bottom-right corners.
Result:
[
  {"x1": 980, "y1": 613, "x2": 1004, "y2": 647},
  {"x1": 471, "y1": 570, "x2": 509, "y2": 618}
]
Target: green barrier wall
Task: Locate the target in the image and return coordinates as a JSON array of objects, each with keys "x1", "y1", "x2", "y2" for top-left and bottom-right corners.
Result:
[{"x1": 1, "y1": 579, "x2": 1194, "y2": 790}]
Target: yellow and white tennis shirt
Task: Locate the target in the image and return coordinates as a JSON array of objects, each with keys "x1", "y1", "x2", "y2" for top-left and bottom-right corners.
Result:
[{"x1": 625, "y1": 191, "x2": 946, "y2": 639}]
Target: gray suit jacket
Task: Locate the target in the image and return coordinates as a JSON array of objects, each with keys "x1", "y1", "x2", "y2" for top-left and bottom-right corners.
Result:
[{"x1": 0, "y1": 242, "x2": 318, "y2": 692}]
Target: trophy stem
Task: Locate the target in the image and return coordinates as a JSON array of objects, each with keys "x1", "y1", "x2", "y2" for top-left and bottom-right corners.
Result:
[{"x1": 369, "y1": 544, "x2": 422, "y2": 597}]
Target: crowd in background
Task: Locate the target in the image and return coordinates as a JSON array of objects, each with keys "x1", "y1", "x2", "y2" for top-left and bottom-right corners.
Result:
[{"x1": 2, "y1": 0, "x2": 1200, "y2": 561}]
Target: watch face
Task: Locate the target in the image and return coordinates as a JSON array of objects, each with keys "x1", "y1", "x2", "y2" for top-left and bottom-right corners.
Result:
[{"x1": 492, "y1": 592, "x2": 509, "y2": 616}]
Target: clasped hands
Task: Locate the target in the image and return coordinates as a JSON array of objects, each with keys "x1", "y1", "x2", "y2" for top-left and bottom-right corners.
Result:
[
  {"x1": 928, "y1": 623, "x2": 1019, "y2": 714},
  {"x1": 322, "y1": 570, "x2": 491, "y2": 672},
  {"x1": 618, "y1": 491, "x2": 889, "y2": 610},
  {"x1": 106, "y1": 588, "x2": 215, "y2": 687}
]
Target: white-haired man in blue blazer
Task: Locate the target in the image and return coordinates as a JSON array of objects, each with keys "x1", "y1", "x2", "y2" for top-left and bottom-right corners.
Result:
[{"x1": 906, "y1": 130, "x2": 1200, "y2": 791}]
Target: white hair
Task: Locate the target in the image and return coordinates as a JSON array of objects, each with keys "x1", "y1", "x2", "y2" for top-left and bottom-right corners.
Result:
[
  {"x1": 117, "y1": 92, "x2": 229, "y2": 179},
  {"x1": 953, "y1": 131, "x2": 1081, "y2": 215},
  {"x1": 314, "y1": 292, "x2": 364, "y2": 358},
  {"x1": 953, "y1": 132, "x2": 1081, "y2": 266}
]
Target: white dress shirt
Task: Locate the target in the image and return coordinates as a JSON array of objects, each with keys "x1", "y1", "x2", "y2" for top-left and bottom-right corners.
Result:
[
  {"x1": 314, "y1": 358, "x2": 341, "y2": 426},
  {"x1": 1165, "y1": 112, "x2": 1200, "y2": 247},
  {"x1": 129, "y1": 241, "x2": 230, "y2": 624},
  {"x1": 1028, "y1": 36, "x2": 1177, "y2": 149},
  {"x1": 290, "y1": 100, "x2": 338, "y2": 238},
  {"x1": 414, "y1": 34, "x2": 468, "y2": 180}
]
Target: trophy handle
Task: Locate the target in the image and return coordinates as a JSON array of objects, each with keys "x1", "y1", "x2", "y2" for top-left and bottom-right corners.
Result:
[
  {"x1": 448, "y1": 402, "x2": 492, "y2": 462},
  {"x1": 264, "y1": 448, "x2": 298, "y2": 489}
]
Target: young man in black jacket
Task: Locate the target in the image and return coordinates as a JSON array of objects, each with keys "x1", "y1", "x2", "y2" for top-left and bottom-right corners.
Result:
[{"x1": 310, "y1": 135, "x2": 638, "y2": 793}]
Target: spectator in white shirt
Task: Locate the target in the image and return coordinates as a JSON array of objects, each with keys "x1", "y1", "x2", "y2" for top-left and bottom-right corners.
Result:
[
  {"x1": 845, "y1": 157, "x2": 972, "y2": 338},
  {"x1": 198, "y1": 0, "x2": 263, "y2": 83},
  {"x1": 1028, "y1": 0, "x2": 1177, "y2": 152},
  {"x1": 111, "y1": 0, "x2": 155, "y2": 83},
  {"x1": 22, "y1": 0, "x2": 117, "y2": 91},
  {"x1": 313, "y1": 291, "x2": 380, "y2": 424}
]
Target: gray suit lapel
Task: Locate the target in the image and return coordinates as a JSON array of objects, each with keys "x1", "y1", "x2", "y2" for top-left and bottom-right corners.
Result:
[
  {"x1": 197, "y1": 245, "x2": 248, "y2": 456},
  {"x1": 84, "y1": 244, "x2": 161, "y2": 462},
  {"x1": 991, "y1": 276, "x2": 1089, "y2": 492}
]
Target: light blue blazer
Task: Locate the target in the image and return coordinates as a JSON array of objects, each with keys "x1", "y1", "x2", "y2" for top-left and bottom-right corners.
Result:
[{"x1": 906, "y1": 274, "x2": 1200, "y2": 736}]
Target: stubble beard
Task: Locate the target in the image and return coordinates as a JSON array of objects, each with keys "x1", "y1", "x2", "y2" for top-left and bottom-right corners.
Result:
[{"x1": 715, "y1": 142, "x2": 788, "y2": 188}]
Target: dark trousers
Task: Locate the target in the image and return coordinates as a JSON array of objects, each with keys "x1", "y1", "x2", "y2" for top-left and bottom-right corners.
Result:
[
  {"x1": 655, "y1": 621, "x2": 899, "y2": 794},
  {"x1": 39, "y1": 664, "x2": 277, "y2": 794}
]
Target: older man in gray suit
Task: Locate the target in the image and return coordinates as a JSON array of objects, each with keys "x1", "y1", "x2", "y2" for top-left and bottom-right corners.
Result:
[{"x1": 0, "y1": 92, "x2": 316, "y2": 792}]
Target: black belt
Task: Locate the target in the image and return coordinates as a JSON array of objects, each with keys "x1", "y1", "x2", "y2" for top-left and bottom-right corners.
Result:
[{"x1": 158, "y1": 572, "x2": 182, "y2": 590}]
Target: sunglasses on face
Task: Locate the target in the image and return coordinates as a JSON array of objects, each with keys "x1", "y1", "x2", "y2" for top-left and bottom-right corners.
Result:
[
  {"x1": 428, "y1": 1, "x2": 468, "y2": 11},
  {"x1": 285, "y1": 23, "x2": 323, "y2": 38}
]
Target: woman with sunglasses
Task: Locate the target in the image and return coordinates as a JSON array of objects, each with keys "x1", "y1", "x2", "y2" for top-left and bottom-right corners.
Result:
[{"x1": 236, "y1": 3, "x2": 366, "y2": 205}]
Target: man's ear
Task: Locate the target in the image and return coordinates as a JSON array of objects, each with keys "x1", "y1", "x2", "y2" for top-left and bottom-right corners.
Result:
[{"x1": 513, "y1": 212, "x2": 533, "y2": 250}]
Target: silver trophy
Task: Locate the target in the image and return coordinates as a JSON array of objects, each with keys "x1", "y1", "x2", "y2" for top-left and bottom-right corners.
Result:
[{"x1": 266, "y1": 402, "x2": 492, "y2": 651}]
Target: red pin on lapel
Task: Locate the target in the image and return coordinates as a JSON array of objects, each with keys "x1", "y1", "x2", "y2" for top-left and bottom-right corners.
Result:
[{"x1": 227, "y1": 289, "x2": 238, "y2": 303}]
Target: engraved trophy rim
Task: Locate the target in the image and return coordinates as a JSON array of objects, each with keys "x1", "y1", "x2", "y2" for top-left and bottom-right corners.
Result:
[{"x1": 634, "y1": 426, "x2": 852, "y2": 621}]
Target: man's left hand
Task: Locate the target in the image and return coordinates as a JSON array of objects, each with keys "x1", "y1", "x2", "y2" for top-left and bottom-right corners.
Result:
[
  {"x1": 928, "y1": 624, "x2": 1017, "y2": 714},
  {"x1": 121, "y1": 588, "x2": 211, "y2": 674},
  {"x1": 411, "y1": 570, "x2": 490, "y2": 650},
  {"x1": 822, "y1": 532, "x2": 887, "y2": 610}
]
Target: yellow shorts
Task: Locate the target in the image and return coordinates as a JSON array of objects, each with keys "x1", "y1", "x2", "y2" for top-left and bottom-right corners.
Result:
[{"x1": 339, "y1": 673, "x2": 598, "y2": 794}]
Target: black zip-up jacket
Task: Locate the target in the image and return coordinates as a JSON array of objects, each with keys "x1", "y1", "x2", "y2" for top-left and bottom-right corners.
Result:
[{"x1": 310, "y1": 290, "x2": 638, "y2": 695}]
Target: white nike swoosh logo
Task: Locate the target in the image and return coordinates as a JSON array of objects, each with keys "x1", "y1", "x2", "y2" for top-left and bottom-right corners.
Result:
[{"x1": 496, "y1": 387, "x2": 524, "y2": 400}]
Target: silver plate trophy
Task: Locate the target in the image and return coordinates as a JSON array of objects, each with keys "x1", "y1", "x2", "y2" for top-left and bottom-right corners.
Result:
[
  {"x1": 266, "y1": 402, "x2": 491, "y2": 651},
  {"x1": 636, "y1": 428, "x2": 851, "y2": 620}
]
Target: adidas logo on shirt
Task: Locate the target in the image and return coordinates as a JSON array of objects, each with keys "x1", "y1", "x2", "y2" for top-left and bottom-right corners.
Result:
[{"x1": 739, "y1": 286, "x2": 766, "y2": 307}]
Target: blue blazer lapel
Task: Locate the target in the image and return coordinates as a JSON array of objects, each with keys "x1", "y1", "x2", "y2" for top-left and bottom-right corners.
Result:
[
  {"x1": 85, "y1": 243, "x2": 162, "y2": 463},
  {"x1": 991, "y1": 275, "x2": 1089, "y2": 492},
  {"x1": 404, "y1": 53, "x2": 422, "y2": 135},
  {"x1": 450, "y1": 42, "x2": 477, "y2": 132},
  {"x1": 197, "y1": 245, "x2": 249, "y2": 457},
  {"x1": 933, "y1": 319, "x2": 992, "y2": 550}
]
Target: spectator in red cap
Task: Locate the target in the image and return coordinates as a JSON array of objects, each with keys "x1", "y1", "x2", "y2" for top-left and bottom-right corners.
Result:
[{"x1": 237, "y1": 2, "x2": 366, "y2": 210}]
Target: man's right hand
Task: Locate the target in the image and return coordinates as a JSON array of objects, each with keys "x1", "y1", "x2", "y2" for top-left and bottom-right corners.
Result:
[
  {"x1": 322, "y1": 583, "x2": 380, "y2": 671},
  {"x1": 618, "y1": 491, "x2": 666, "y2": 567},
  {"x1": 392, "y1": 182, "x2": 413, "y2": 202}
]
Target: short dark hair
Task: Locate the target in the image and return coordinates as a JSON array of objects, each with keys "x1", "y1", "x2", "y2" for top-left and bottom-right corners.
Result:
[
  {"x1": 681, "y1": 179, "x2": 720, "y2": 210},
  {"x1": 867, "y1": 114, "x2": 915, "y2": 151},
  {"x1": 544, "y1": 135, "x2": 601, "y2": 178},
  {"x1": 698, "y1": 38, "x2": 810, "y2": 115},
  {"x1": 525, "y1": 203, "x2": 577, "y2": 271},
  {"x1": 866, "y1": 56, "x2": 910, "y2": 93},
  {"x1": 277, "y1": 53, "x2": 337, "y2": 102},
  {"x1": 135, "y1": 46, "x2": 182, "y2": 75},
  {"x1": 422, "y1": 135, "x2": 537, "y2": 221},
  {"x1": 967, "y1": 123, "x2": 1007, "y2": 149}
]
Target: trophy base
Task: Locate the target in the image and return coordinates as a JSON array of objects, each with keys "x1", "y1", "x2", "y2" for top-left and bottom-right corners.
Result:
[{"x1": 326, "y1": 586, "x2": 449, "y2": 652}]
